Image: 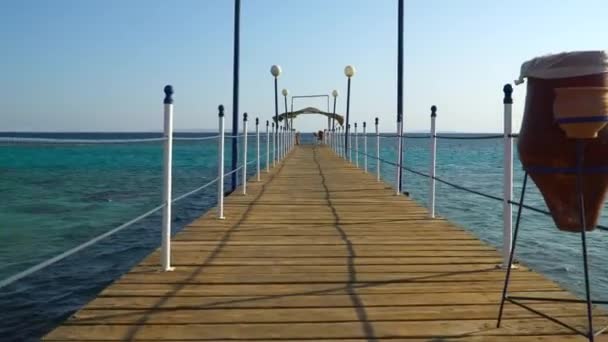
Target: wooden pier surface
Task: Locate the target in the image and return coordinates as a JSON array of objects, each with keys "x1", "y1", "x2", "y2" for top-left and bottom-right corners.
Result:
[{"x1": 45, "y1": 145, "x2": 607, "y2": 341}]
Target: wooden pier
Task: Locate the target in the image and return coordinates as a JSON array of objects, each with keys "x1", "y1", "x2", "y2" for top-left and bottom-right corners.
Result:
[{"x1": 45, "y1": 145, "x2": 607, "y2": 341}]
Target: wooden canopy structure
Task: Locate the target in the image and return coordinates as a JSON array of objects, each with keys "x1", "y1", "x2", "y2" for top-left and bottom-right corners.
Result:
[{"x1": 275, "y1": 106, "x2": 344, "y2": 126}]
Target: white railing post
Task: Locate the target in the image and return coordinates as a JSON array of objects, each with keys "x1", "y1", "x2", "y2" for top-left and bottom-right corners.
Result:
[
  {"x1": 430, "y1": 106, "x2": 437, "y2": 218},
  {"x1": 279, "y1": 125, "x2": 283, "y2": 160},
  {"x1": 161, "y1": 85, "x2": 175, "y2": 272},
  {"x1": 348, "y1": 124, "x2": 352, "y2": 162},
  {"x1": 363, "y1": 122, "x2": 368, "y2": 172},
  {"x1": 337, "y1": 127, "x2": 340, "y2": 156},
  {"x1": 284, "y1": 126, "x2": 287, "y2": 155},
  {"x1": 502, "y1": 84, "x2": 514, "y2": 268},
  {"x1": 395, "y1": 120, "x2": 402, "y2": 195},
  {"x1": 339, "y1": 127, "x2": 341, "y2": 155},
  {"x1": 272, "y1": 122, "x2": 276, "y2": 167},
  {"x1": 355, "y1": 123, "x2": 359, "y2": 167},
  {"x1": 342, "y1": 126, "x2": 345, "y2": 158},
  {"x1": 217, "y1": 105, "x2": 226, "y2": 220},
  {"x1": 335, "y1": 128, "x2": 339, "y2": 155},
  {"x1": 256, "y1": 118, "x2": 260, "y2": 181},
  {"x1": 242, "y1": 113, "x2": 248, "y2": 195},
  {"x1": 266, "y1": 121, "x2": 270, "y2": 172},
  {"x1": 331, "y1": 128, "x2": 336, "y2": 153},
  {"x1": 376, "y1": 117, "x2": 380, "y2": 181}
]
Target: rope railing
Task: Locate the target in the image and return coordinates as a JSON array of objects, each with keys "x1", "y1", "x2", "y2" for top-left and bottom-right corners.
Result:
[
  {"x1": 0, "y1": 134, "x2": 270, "y2": 144},
  {"x1": 435, "y1": 134, "x2": 503, "y2": 140},
  {"x1": 173, "y1": 135, "x2": 220, "y2": 141},
  {"x1": 0, "y1": 162, "x2": 250, "y2": 290},
  {"x1": 0, "y1": 137, "x2": 167, "y2": 144},
  {"x1": 377, "y1": 133, "x2": 507, "y2": 140},
  {"x1": 345, "y1": 139, "x2": 608, "y2": 231},
  {"x1": 327, "y1": 90, "x2": 607, "y2": 268},
  {"x1": 0, "y1": 86, "x2": 294, "y2": 290},
  {"x1": 0, "y1": 134, "x2": 272, "y2": 144}
]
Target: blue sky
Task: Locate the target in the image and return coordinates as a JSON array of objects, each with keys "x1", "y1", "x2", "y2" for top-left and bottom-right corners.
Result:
[{"x1": 1, "y1": 0, "x2": 606, "y2": 132}]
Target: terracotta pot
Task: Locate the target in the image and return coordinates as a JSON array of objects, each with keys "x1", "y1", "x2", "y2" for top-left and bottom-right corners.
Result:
[
  {"x1": 553, "y1": 87, "x2": 608, "y2": 139},
  {"x1": 518, "y1": 74, "x2": 608, "y2": 232}
]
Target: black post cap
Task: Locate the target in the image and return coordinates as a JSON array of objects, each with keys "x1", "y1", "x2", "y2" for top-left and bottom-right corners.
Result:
[
  {"x1": 272, "y1": 122, "x2": 275, "y2": 127},
  {"x1": 256, "y1": 117, "x2": 259, "y2": 125},
  {"x1": 363, "y1": 121, "x2": 366, "y2": 128},
  {"x1": 348, "y1": 124, "x2": 351, "y2": 128},
  {"x1": 163, "y1": 85, "x2": 174, "y2": 104},
  {"x1": 503, "y1": 84, "x2": 513, "y2": 104},
  {"x1": 266, "y1": 120, "x2": 269, "y2": 126},
  {"x1": 354, "y1": 122, "x2": 357, "y2": 128},
  {"x1": 431, "y1": 105, "x2": 437, "y2": 117},
  {"x1": 375, "y1": 117, "x2": 379, "y2": 125},
  {"x1": 218, "y1": 105, "x2": 224, "y2": 117},
  {"x1": 243, "y1": 112, "x2": 248, "y2": 121}
]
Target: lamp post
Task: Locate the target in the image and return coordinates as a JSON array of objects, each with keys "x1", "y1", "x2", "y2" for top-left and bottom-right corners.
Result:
[
  {"x1": 396, "y1": 0, "x2": 405, "y2": 194},
  {"x1": 271, "y1": 65, "x2": 282, "y2": 164},
  {"x1": 282, "y1": 89, "x2": 289, "y2": 130},
  {"x1": 332, "y1": 89, "x2": 338, "y2": 149},
  {"x1": 331, "y1": 90, "x2": 338, "y2": 130},
  {"x1": 231, "y1": 0, "x2": 241, "y2": 192},
  {"x1": 344, "y1": 65, "x2": 356, "y2": 156}
]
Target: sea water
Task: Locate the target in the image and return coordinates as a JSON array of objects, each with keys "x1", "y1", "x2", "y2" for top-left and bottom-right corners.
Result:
[{"x1": 1, "y1": 132, "x2": 607, "y2": 340}]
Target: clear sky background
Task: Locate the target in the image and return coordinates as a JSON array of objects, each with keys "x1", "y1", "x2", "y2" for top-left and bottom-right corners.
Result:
[{"x1": 1, "y1": 0, "x2": 606, "y2": 132}]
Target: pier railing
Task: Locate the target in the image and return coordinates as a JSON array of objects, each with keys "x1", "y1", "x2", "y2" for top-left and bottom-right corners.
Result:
[
  {"x1": 0, "y1": 85, "x2": 295, "y2": 289},
  {"x1": 325, "y1": 84, "x2": 608, "y2": 268}
]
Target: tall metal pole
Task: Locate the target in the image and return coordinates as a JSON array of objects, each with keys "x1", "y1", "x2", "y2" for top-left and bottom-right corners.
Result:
[
  {"x1": 502, "y1": 84, "x2": 514, "y2": 268},
  {"x1": 348, "y1": 124, "x2": 352, "y2": 162},
  {"x1": 332, "y1": 93, "x2": 337, "y2": 151},
  {"x1": 255, "y1": 118, "x2": 260, "y2": 182},
  {"x1": 217, "y1": 105, "x2": 226, "y2": 220},
  {"x1": 345, "y1": 77, "x2": 351, "y2": 156},
  {"x1": 242, "y1": 113, "x2": 248, "y2": 194},
  {"x1": 396, "y1": 0, "x2": 405, "y2": 194},
  {"x1": 274, "y1": 77, "x2": 279, "y2": 163},
  {"x1": 355, "y1": 122, "x2": 359, "y2": 167},
  {"x1": 430, "y1": 106, "x2": 437, "y2": 218},
  {"x1": 272, "y1": 122, "x2": 276, "y2": 167},
  {"x1": 332, "y1": 94, "x2": 337, "y2": 131},
  {"x1": 283, "y1": 93, "x2": 288, "y2": 156},
  {"x1": 375, "y1": 117, "x2": 380, "y2": 181},
  {"x1": 284, "y1": 94, "x2": 288, "y2": 128},
  {"x1": 327, "y1": 96, "x2": 331, "y2": 136},
  {"x1": 256, "y1": 118, "x2": 260, "y2": 181},
  {"x1": 266, "y1": 120, "x2": 270, "y2": 172},
  {"x1": 279, "y1": 125, "x2": 283, "y2": 160},
  {"x1": 231, "y1": 0, "x2": 241, "y2": 192},
  {"x1": 290, "y1": 99, "x2": 294, "y2": 133}
]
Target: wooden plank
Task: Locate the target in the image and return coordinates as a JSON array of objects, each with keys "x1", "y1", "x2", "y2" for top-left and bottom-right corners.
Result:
[
  {"x1": 44, "y1": 319, "x2": 608, "y2": 340},
  {"x1": 44, "y1": 145, "x2": 604, "y2": 341}
]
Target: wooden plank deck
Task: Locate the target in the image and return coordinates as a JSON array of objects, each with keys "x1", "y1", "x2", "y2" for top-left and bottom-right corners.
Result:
[{"x1": 45, "y1": 145, "x2": 608, "y2": 341}]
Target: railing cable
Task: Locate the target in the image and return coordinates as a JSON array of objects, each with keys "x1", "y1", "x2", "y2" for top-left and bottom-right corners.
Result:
[{"x1": 345, "y1": 145, "x2": 608, "y2": 231}]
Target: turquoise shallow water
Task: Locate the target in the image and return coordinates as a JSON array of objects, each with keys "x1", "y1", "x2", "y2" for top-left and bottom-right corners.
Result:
[{"x1": 1, "y1": 132, "x2": 608, "y2": 340}]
